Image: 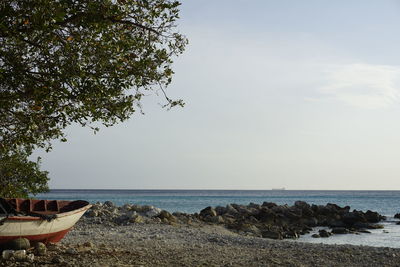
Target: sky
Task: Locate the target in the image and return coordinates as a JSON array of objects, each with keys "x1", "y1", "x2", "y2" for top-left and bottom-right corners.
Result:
[{"x1": 36, "y1": 0, "x2": 400, "y2": 190}]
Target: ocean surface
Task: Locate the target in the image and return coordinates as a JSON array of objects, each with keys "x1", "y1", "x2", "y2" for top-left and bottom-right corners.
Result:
[{"x1": 35, "y1": 190, "x2": 400, "y2": 248}]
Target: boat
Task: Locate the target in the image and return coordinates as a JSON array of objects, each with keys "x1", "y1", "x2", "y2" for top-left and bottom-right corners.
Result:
[
  {"x1": 0, "y1": 198, "x2": 91, "y2": 244},
  {"x1": 271, "y1": 188, "x2": 286, "y2": 191}
]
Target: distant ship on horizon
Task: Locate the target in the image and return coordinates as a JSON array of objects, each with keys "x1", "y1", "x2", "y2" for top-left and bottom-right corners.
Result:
[{"x1": 271, "y1": 187, "x2": 286, "y2": 191}]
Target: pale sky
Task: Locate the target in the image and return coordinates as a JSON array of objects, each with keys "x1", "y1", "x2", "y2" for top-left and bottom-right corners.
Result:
[{"x1": 36, "y1": 0, "x2": 400, "y2": 190}]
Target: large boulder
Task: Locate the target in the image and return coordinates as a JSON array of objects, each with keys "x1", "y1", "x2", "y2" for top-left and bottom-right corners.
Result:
[
  {"x1": 144, "y1": 207, "x2": 162, "y2": 217},
  {"x1": 6, "y1": 238, "x2": 31, "y2": 250},
  {"x1": 341, "y1": 211, "x2": 366, "y2": 226},
  {"x1": 225, "y1": 204, "x2": 238, "y2": 215},
  {"x1": 215, "y1": 206, "x2": 227, "y2": 215},
  {"x1": 255, "y1": 207, "x2": 276, "y2": 223},
  {"x1": 158, "y1": 210, "x2": 177, "y2": 223},
  {"x1": 200, "y1": 206, "x2": 217, "y2": 218},
  {"x1": 365, "y1": 210, "x2": 384, "y2": 223}
]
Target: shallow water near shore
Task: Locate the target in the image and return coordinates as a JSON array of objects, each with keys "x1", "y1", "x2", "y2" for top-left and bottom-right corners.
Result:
[
  {"x1": 36, "y1": 189, "x2": 400, "y2": 248},
  {"x1": 295, "y1": 218, "x2": 400, "y2": 248}
]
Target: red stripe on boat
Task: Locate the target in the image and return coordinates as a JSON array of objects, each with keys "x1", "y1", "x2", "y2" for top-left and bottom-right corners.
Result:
[{"x1": 0, "y1": 227, "x2": 72, "y2": 244}]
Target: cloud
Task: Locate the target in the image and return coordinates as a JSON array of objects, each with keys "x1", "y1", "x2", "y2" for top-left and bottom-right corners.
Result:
[{"x1": 319, "y1": 63, "x2": 400, "y2": 109}]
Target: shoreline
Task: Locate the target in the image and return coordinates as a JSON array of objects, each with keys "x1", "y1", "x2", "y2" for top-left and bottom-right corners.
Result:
[
  {"x1": 2, "y1": 201, "x2": 400, "y2": 266},
  {"x1": 49, "y1": 218, "x2": 400, "y2": 266}
]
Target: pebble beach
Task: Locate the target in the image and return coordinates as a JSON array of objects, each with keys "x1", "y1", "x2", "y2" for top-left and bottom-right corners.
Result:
[
  {"x1": 59, "y1": 219, "x2": 400, "y2": 267},
  {"x1": 2, "y1": 201, "x2": 400, "y2": 266}
]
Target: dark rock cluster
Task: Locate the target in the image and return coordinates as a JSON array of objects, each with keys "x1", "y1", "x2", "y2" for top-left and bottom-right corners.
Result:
[{"x1": 196, "y1": 201, "x2": 386, "y2": 239}]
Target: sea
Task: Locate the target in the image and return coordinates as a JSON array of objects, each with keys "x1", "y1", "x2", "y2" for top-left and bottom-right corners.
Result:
[{"x1": 35, "y1": 190, "x2": 400, "y2": 248}]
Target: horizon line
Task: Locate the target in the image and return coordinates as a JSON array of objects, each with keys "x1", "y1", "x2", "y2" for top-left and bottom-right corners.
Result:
[{"x1": 45, "y1": 188, "x2": 400, "y2": 191}]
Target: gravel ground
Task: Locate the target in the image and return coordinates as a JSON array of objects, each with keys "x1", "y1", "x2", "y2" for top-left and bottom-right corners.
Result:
[{"x1": 3, "y1": 218, "x2": 398, "y2": 267}]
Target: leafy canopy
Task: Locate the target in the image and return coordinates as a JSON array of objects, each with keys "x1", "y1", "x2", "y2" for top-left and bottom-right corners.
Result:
[
  {"x1": 0, "y1": 0, "x2": 187, "y2": 152},
  {"x1": 0, "y1": 0, "x2": 187, "y2": 197},
  {"x1": 0, "y1": 150, "x2": 49, "y2": 198}
]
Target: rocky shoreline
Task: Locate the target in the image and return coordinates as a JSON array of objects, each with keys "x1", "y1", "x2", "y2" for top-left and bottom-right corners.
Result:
[
  {"x1": 86, "y1": 200, "x2": 388, "y2": 240},
  {"x1": 1, "y1": 201, "x2": 400, "y2": 266}
]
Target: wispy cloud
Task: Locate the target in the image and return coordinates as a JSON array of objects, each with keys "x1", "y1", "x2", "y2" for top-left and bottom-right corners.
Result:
[{"x1": 319, "y1": 63, "x2": 400, "y2": 109}]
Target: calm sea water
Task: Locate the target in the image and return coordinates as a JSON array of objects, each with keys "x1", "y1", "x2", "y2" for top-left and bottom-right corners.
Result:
[
  {"x1": 35, "y1": 190, "x2": 400, "y2": 248},
  {"x1": 36, "y1": 189, "x2": 400, "y2": 215}
]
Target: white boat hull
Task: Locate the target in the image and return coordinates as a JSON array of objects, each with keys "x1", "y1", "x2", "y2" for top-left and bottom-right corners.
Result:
[{"x1": 0, "y1": 204, "x2": 91, "y2": 244}]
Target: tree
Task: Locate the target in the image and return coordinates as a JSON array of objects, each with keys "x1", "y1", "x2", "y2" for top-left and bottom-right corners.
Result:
[
  {"x1": 0, "y1": 0, "x2": 187, "y2": 196},
  {"x1": 0, "y1": 149, "x2": 49, "y2": 198}
]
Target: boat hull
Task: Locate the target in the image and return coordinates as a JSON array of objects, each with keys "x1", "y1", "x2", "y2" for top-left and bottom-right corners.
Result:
[{"x1": 0, "y1": 203, "x2": 91, "y2": 244}]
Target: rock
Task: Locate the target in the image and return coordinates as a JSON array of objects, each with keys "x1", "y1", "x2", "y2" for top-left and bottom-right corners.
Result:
[
  {"x1": 358, "y1": 229, "x2": 371, "y2": 233},
  {"x1": 222, "y1": 215, "x2": 236, "y2": 225},
  {"x1": 210, "y1": 215, "x2": 224, "y2": 224},
  {"x1": 52, "y1": 255, "x2": 64, "y2": 264},
  {"x1": 328, "y1": 220, "x2": 346, "y2": 228},
  {"x1": 284, "y1": 231, "x2": 299, "y2": 239},
  {"x1": 261, "y1": 230, "x2": 283, "y2": 240},
  {"x1": 262, "y1": 202, "x2": 277, "y2": 209},
  {"x1": 34, "y1": 242, "x2": 47, "y2": 256},
  {"x1": 248, "y1": 202, "x2": 261, "y2": 210},
  {"x1": 141, "y1": 205, "x2": 155, "y2": 212},
  {"x1": 114, "y1": 214, "x2": 130, "y2": 225},
  {"x1": 200, "y1": 206, "x2": 217, "y2": 218},
  {"x1": 341, "y1": 211, "x2": 366, "y2": 226},
  {"x1": 302, "y1": 217, "x2": 318, "y2": 227},
  {"x1": 311, "y1": 234, "x2": 320, "y2": 238},
  {"x1": 318, "y1": 229, "x2": 331, "y2": 238},
  {"x1": 394, "y1": 213, "x2": 400, "y2": 219},
  {"x1": 121, "y1": 203, "x2": 133, "y2": 211},
  {"x1": 294, "y1": 201, "x2": 311, "y2": 210},
  {"x1": 5, "y1": 238, "x2": 31, "y2": 250},
  {"x1": 83, "y1": 241, "x2": 94, "y2": 248},
  {"x1": 247, "y1": 216, "x2": 259, "y2": 224},
  {"x1": 215, "y1": 206, "x2": 227, "y2": 215},
  {"x1": 144, "y1": 207, "x2": 162, "y2": 217},
  {"x1": 130, "y1": 215, "x2": 144, "y2": 223},
  {"x1": 2, "y1": 250, "x2": 14, "y2": 260},
  {"x1": 242, "y1": 224, "x2": 262, "y2": 236},
  {"x1": 352, "y1": 222, "x2": 370, "y2": 229},
  {"x1": 300, "y1": 229, "x2": 310, "y2": 235},
  {"x1": 86, "y1": 209, "x2": 98, "y2": 217},
  {"x1": 3, "y1": 250, "x2": 34, "y2": 262},
  {"x1": 65, "y1": 248, "x2": 78, "y2": 255},
  {"x1": 255, "y1": 208, "x2": 276, "y2": 223},
  {"x1": 331, "y1": 227, "x2": 349, "y2": 234},
  {"x1": 158, "y1": 210, "x2": 177, "y2": 223},
  {"x1": 153, "y1": 217, "x2": 162, "y2": 223},
  {"x1": 224, "y1": 204, "x2": 238, "y2": 215},
  {"x1": 103, "y1": 201, "x2": 116, "y2": 208},
  {"x1": 365, "y1": 210, "x2": 385, "y2": 223},
  {"x1": 367, "y1": 224, "x2": 384, "y2": 229},
  {"x1": 13, "y1": 250, "x2": 27, "y2": 261},
  {"x1": 172, "y1": 211, "x2": 185, "y2": 217}
]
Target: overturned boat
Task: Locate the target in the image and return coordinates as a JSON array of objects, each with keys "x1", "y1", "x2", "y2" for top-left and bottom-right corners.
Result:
[{"x1": 0, "y1": 198, "x2": 91, "y2": 244}]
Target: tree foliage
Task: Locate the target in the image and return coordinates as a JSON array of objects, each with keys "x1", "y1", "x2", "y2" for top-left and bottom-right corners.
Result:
[
  {"x1": 0, "y1": 0, "x2": 187, "y2": 152},
  {"x1": 0, "y1": 150, "x2": 49, "y2": 198},
  {"x1": 0, "y1": 0, "x2": 187, "y2": 196}
]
